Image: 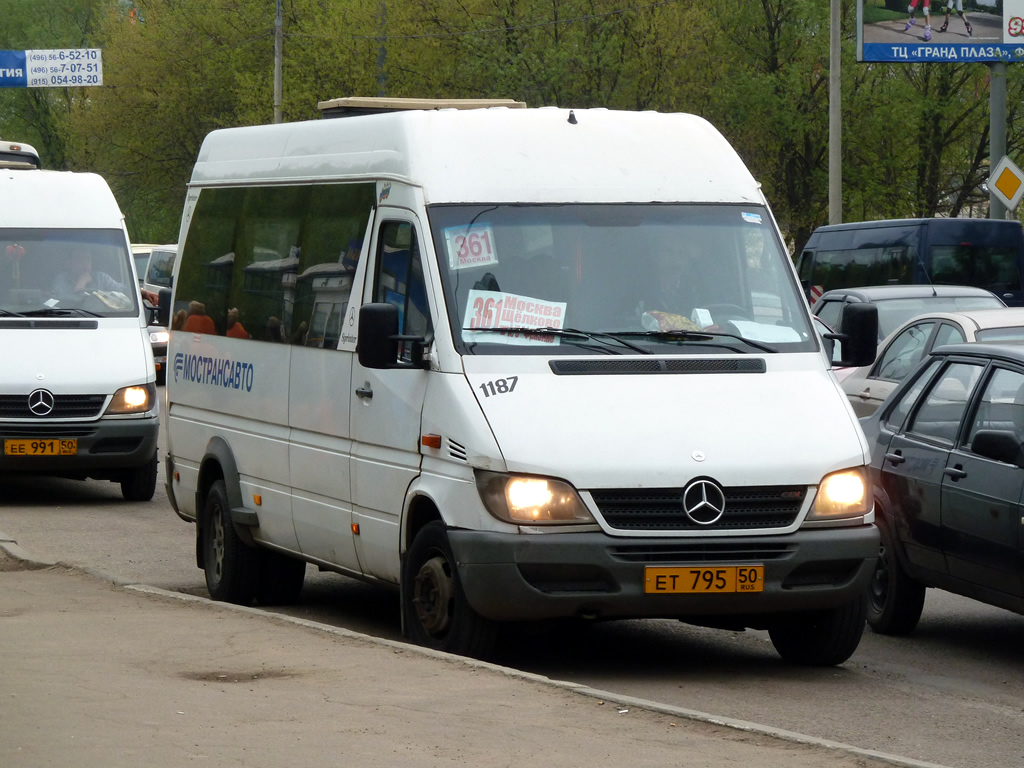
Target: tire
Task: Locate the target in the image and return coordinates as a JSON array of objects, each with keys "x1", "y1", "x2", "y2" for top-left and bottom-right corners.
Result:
[
  {"x1": 867, "y1": 517, "x2": 926, "y2": 635},
  {"x1": 121, "y1": 452, "x2": 158, "y2": 501},
  {"x1": 255, "y1": 550, "x2": 306, "y2": 606},
  {"x1": 202, "y1": 479, "x2": 259, "y2": 605},
  {"x1": 402, "y1": 521, "x2": 497, "y2": 659},
  {"x1": 768, "y1": 595, "x2": 867, "y2": 666}
]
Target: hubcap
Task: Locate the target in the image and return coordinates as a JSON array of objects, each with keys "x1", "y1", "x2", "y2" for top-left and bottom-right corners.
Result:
[{"x1": 412, "y1": 555, "x2": 455, "y2": 636}]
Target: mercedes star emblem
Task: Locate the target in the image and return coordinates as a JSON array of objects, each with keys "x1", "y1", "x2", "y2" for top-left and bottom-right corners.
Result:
[
  {"x1": 682, "y1": 479, "x2": 727, "y2": 525},
  {"x1": 27, "y1": 389, "x2": 55, "y2": 417}
]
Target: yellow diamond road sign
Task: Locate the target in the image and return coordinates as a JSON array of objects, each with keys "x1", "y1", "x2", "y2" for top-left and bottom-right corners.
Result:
[{"x1": 989, "y1": 155, "x2": 1024, "y2": 212}]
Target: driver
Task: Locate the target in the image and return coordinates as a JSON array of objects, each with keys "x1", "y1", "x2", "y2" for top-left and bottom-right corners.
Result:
[
  {"x1": 52, "y1": 251, "x2": 129, "y2": 295},
  {"x1": 52, "y1": 250, "x2": 159, "y2": 305}
]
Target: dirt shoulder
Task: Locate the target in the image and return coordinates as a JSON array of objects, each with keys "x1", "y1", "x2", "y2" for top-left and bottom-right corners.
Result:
[{"x1": 0, "y1": 551, "x2": 933, "y2": 768}]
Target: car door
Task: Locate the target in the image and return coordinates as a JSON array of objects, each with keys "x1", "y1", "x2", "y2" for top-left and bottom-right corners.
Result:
[
  {"x1": 941, "y1": 365, "x2": 1024, "y2": 597},
  {"x1": 878, "y1": 360, "x2": 984, "y2": 574},
  {"x1": 350, "y1": 214, "x2": 433, "y2": 582},
  {"x1": 845, "y1": 320, "x2": 936, "y2": 417}
]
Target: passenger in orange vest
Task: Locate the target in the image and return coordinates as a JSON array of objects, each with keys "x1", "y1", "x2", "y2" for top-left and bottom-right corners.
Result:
[
  {"x1": 183, "y1": 301, "x2": 216, "y2": 334},
  {"x1": 225, "y1": 307, "x2": 250, "y2": 339}
]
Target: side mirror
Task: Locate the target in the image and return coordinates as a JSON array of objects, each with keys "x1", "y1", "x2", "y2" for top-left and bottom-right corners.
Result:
[
  {"x1": 832, "y1": 303, "x2": 878, "y2": 368},
  {"x1": 357, "y1": 303, "x2": 428, "y2": 370},
  {"x1": 157, "y1": 288, "x2": 172, "y2": 327},
  {"x1": 971, "y1": 429, "x2": 1024, "y2": 468}
]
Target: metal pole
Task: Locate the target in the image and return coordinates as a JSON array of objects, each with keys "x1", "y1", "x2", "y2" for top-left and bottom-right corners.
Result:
[
  {"x1": 828, "y1": 0, "x2": 842, "y2": 225},
  {"x1": 990, "y1": 62, "x2": 1007, "y2": 220},
  {"x1": 274, "y1": 0, "x2": 283, "y2": 124}
]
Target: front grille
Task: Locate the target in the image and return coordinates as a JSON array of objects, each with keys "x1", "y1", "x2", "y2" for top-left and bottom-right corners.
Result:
[
  {"x1": 0, "y1": 425, "x2": 96, "y2": 438},
  {"x1": 590, "y1": 485, "x2": 805, "y2": 532},
  {"x1": 0, "y1": 394, "x2": 106, "y2": 419}
]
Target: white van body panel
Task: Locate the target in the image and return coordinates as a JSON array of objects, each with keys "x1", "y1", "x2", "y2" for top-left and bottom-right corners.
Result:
[
  {"x1": 4, "y1": 324, "x2": 152, "y2": 392},
  {"x1": 3, "y1": 170, "x2": 125, "y2": 228},
  {"x1": 461, "y1": 354, "x2": 866, "y2": 489},
  {"x1": 191, "y1": 108, "x2": 762, "y2": 206}
]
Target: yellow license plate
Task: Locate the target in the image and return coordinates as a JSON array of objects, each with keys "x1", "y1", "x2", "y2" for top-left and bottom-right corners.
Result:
[
  {"x1": 645, "y1": 565, "x2": 764, "y2": 594},
  {"x1": 4, "y1": 438, "x2": 78, "y2": 457}
]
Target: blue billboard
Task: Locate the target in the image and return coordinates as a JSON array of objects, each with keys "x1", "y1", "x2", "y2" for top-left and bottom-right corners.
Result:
[{"x1": 859, "y1": 1, "x2": 1024, "y2": 63}]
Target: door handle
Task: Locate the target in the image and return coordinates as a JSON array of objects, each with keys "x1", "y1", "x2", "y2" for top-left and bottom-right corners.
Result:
[
  {"x1": 355, "y1": 386, "x2": 373, "y2": 399},
  {"x1": 943, "y1": 466, "x2": 967, "y2": 481},
  {"x1": 884, "y1": 452, "x2": 905, "y2": 465}
]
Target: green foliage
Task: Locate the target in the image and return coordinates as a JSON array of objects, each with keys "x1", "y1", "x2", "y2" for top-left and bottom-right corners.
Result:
[{"x1": 4, "y1": 0, "x2": 1024, "y2": 251}]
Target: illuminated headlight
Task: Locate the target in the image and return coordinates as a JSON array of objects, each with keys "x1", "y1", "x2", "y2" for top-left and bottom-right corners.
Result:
[
  {"x1": 476, "y1": 471, "x2": 594, "y2": 525},
  {"x1": 105, "y1": 384, "x2": 156, "y2": 415},
  {"x1": 807, "y1": 467, "x2": 870, "y2": 521},
  {"x1": 149, "y1": 329, "x2": 169, "y2": 344}
]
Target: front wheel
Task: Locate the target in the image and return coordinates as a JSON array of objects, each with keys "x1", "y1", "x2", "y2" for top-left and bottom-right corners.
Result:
[
  {"x1": 202, "y1": 479, "x2": 259, "y2": 605},
  {"x1": 867, "y1": 517, "x2": 925, "y2": 635},
  {"x1": 768, "y1": 595, "x2": 867, "y2": 666},
  {"x1": 121, "y1": 452, "x2": 158, "y2": 501},
  {"x1": 402, "y1": 521, "x2": 497, "y2": 659}
]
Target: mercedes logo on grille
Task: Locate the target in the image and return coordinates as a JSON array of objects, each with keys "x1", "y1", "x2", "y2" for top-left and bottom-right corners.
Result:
[
  {"x1": 27, "y1": 388, "x2": 55, "y2": 417},
  {"x1": 681, "y1": 479, "x2": 726, "y2": 525}
]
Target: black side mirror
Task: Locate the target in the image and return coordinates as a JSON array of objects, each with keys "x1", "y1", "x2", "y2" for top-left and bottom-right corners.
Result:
[
  {"x1": 971, "y1": 429, "x2": 1024, "y2": 468},
  {"x1": 832, "y1": 303, "x2": 878, "y2": 368},
  {"x1": 357, "y1": 303, "x2": 428, "y2": 370},
  {"x1": 157, "y1": 288, "x2": 172, "y2": 327}
]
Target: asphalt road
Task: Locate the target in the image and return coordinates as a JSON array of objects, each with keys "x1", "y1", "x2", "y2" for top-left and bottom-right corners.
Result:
[{"x1": 1, "y1": 403, "x2": 1023, "y2": 768}]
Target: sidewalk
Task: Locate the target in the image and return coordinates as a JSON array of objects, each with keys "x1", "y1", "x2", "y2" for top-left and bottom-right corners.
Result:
[{"x1": 0, "y1": 548, "x2": 939, "y2": 768}]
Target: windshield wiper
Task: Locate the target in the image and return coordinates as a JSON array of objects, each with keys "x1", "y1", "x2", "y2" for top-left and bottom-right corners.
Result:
[
  {"x1": 21, "y1": 307, "x2": 103, "y2": 318},
  {"x1": 463, "y1": 326, "x2": 650, "y2": 355},
  {"x1": 0, "y1": 309, "x2": 25, "y2": 317},
  {"x1": 612, "y1": 329, "x2": 778, "y2": 354}
]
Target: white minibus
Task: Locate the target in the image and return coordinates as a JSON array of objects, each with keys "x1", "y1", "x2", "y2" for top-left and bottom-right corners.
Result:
[
  {"x1": 163, "y1": 101, "x2": 879, "y2": 664},
  {"x1": 1, "y1": 168, "x2": 160, "y2": 499}
]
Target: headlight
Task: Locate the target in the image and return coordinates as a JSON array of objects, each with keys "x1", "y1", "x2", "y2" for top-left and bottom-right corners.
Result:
[
  {"x1": 807, "y1": 467, "x2": 870, "y2": 521},
  {"x1": 476, "y1": 471, "x2": 595, "y2": 525},
  {"x1": 149, "y1": 329, "x2": 169, "y2": 344},
  {"x1": 105, "y1": 383, "x2": 156, "y2": 415}
]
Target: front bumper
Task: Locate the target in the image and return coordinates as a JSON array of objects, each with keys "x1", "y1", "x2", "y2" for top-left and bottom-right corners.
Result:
[
  {"x1": 448, "y1": 525, "x2": 878, "y2": 622},
  {"x1": 0, "y1": 416, "x2": 159, "y2": 480}
]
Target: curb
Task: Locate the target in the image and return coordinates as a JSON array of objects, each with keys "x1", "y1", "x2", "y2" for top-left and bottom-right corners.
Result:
[{"x1": 0, "y1": 534, "x2": 952, "y2": 768}]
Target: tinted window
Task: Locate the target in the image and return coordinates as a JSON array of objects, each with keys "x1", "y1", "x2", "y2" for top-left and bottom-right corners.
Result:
[
  {"x1": 907, "y1": 362, "x2": 983, "y2": 445},
  {"x1": 176, "y1": 184, "x2": 375, "y2": 344},
  {"x1": 806, "y1": 245, "x2": 914, "y2": 293},
  {"x1": 874, "y1": 296, "x2": 1003, "y2": 338},
  {"x1": 932, "y1": 322, "x2": 966, "y2": 348},
  {"x1": 930, "y1": 244, "x2": 1022, "y2": 295},
  {"x1": 975, "y1": 326, "x2": 1024, "y2": 342}
]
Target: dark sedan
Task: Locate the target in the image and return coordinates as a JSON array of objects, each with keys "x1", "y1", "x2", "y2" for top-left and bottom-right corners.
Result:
[{"x1": 860, "y1": 342, "x2": 1024, "y2": 634}]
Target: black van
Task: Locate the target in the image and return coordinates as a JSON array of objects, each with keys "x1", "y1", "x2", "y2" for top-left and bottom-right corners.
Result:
[{"x1": 796, "y1": 218, "x2": 1024, "y2": 307}]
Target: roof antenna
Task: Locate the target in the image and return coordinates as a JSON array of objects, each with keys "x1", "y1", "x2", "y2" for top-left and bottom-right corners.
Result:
[
  {"x1": 567, "y1": 110, "x2": 577, "y2": 125},
  {"x1": 915, "y1": 249, "x2": 937, "y2": 297}
]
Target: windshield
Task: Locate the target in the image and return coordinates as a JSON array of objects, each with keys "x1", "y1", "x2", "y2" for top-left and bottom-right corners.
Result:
[
  {"x1": 1, "y1": 229, "x2": 138, "y2": 317},
  {"x1": 428, "y1": 203, "x2": 815, "y2": 355}
]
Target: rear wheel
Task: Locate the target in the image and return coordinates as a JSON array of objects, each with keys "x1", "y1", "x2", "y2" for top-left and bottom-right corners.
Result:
[
  {"x1": 867, "y1": 518, "x2": 925, "y2": 635},
  {"x1": 768, "y1": 595, "x2": 867, "y2": 666},
  {"x1": 255, "y1": 550, "x2": 306, "y2": 605},
  {"x1": 402, "y1": 521, "x2": 497, "y2": 659},
  {"x1": 202, "y1": 479, "x2": 258, "y2": 604},
  {"x1": 121, "y1": 452, "x2": 158, "y2": 501}
]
